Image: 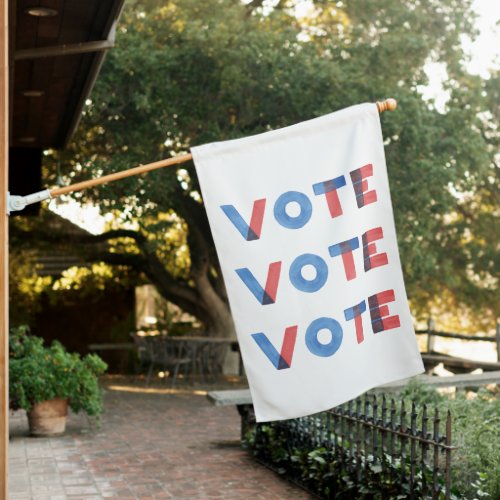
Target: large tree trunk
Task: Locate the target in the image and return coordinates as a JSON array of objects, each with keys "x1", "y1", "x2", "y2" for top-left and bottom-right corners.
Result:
[
  {"x1": 194, "y1": 272, "x2": 236, "y2": 338},
  {"x1": 138, "y1": 247, "x2": 236, "y2": 339},
  {"x1": 140, "y1": 248, "x2": 236, "y2": 339}
]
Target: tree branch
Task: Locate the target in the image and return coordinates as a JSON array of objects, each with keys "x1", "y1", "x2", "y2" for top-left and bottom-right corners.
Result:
[
  {"x1": 91, "y1": 229, "x2": 147, "y2": 245},
  {"x1": 89, "y1": 251, "x2": 147, "y2": 269}
]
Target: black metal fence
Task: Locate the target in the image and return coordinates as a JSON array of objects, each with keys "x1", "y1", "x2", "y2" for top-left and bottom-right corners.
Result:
[{"x1": 246, "y1": 394, "x2": 453, "y2": 499}]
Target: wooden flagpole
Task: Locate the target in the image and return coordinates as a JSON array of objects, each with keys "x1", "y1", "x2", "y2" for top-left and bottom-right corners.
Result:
[
  {"x1": 50, "y1": 99, "x2": 397, "y2": 199},
  {"x1": 51, "y1": 154, "x2": 193, "y2": 197}
]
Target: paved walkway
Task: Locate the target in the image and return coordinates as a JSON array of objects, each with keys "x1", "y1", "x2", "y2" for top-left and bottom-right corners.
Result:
[{"x1": 9, "y1": 378, "x2": 311, "y2": 499}]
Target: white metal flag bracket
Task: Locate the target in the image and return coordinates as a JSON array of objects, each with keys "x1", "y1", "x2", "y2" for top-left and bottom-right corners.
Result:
[{"x1": 7, "y1": 189, "x2": 52, "y2": 215}]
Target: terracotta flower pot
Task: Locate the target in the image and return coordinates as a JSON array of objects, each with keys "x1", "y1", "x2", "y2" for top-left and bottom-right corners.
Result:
[{"x1": 27, "y1": 397, "x2": 69, "y2": 436}]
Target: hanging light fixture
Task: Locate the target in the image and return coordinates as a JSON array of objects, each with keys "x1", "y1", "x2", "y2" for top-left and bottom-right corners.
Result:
[
  {"x1": 25, "y1": 7, "x2": 58, "y2": 17},
  {"x1": 22, "y1": 90, "x2": 45, "y2": 97}
]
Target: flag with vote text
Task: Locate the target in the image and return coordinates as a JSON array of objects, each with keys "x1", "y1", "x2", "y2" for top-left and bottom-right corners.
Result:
[{"x1": 192, "y1": 103, "x2": 424, "y2": 422}]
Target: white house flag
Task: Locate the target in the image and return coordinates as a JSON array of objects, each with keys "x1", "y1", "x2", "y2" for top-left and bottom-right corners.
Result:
[{"x1": 192, "y1": 103, "x2": 424, "y2": 422}]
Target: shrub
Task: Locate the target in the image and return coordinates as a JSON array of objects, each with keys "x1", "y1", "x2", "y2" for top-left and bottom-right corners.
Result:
[
  {"x1": 245, "y1": 382, "x2": 499, "y2": 498},
  {"x1": 401, "y1": 381, "x2": 499, "y2": 498},
  {"x1": 9, "y1": 325, "x2": 108, "y2": 417}
]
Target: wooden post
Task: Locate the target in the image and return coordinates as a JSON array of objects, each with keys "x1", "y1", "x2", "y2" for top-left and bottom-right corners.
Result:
[
  {"x1": 426, "y1": 317, "x2": 436, "y2": 354},
  {"x1": 0, "y1": 0, "x2": 9, "y2": 496},
  {"x1": 496, "y1": 322, "x2": 500, "y2": 363}
]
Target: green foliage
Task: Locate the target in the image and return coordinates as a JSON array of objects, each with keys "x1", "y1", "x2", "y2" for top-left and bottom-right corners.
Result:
[
  {"x1": 45, "y1": 0, "x2": 499, "y2": 328},
  {"x1": 9, "y1": 326, "x2": 108, "y2": 417},
  {"x1": 245, "y1": 386, "x2": 499, "y2": 498},
  {"x1": 400, "y1": 380, "x2": 500, "y2": 498},
  {"x1": 400, "y1": 378, "x2": 446, "y2": 406},
  {"x1": 443, "y1": 390, "x2": 500, "y2": 499},
  {"x1": 247, "y1": 421, "x2": 447, "y2": 498},
  {"x1": 9, "y1": 211, "x2": 139, "y2": 329},
  {"x1": 8, "y1": 247, "x2": 52, "y2": 326}
]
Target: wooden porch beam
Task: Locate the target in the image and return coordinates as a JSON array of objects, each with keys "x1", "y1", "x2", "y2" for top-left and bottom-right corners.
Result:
[{"x1": 0, "y1": 0, "x2": 9, "y2": 496}]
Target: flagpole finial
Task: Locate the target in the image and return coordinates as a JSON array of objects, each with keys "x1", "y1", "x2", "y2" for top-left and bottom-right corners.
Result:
[{"x1": 376, "y1": 98, "x2": 397, "y2": 113}]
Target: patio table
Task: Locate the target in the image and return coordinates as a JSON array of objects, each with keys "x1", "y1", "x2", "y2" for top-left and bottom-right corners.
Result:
[{"x1": 165, "y1": 336, "x2": 239, "y2": 379}]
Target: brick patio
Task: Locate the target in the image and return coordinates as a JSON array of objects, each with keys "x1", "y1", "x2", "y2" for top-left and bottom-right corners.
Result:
[{"x1": 8, "y1": 377, "x2": 311, "y2": 499}]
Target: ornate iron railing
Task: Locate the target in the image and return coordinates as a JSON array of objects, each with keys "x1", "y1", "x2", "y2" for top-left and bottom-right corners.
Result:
[{"x1": 245, "y1": 394, "x2": 453, "y2": 499}]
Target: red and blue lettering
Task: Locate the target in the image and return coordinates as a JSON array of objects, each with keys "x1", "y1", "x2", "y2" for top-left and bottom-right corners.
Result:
[
  {"x1": 328, "y1": 237, "x2": 360, "y2": 281},
  {"x1": 220, "y1": 198, "x2": 266, "y2": 241},
  {"x1": 362, "y1": 227, "x2": 388, "y2": 272},
  {"x1": 273, "y1": 191, "x2": 312, "y2": 229},
  {"x1": 344, "y1": 300, "x2": 367, "y2": 344},
  {"x1": 350, "y1": 163, "x2": 377, "y2": 208},
  {"x1": 305, "y1": 317, "x2": 343, "y2": 357},
  {"x1": 251, "y1": 325, "x2": 298, "y2": 370},
  {"x1": 368, "y1": 289, "x2": 401, "y2": 333},
  {"x1": 235, "y1": 261, "x2": 282, "y2": 305},
  {"x1": 312, "y1": 175, "x2": 346, "y2": 218},
  {"x1": 289, "y1": 253, "x2": 329, "y2": 293}
]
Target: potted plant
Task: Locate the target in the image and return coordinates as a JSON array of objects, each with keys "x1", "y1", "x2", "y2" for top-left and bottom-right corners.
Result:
[{"x1": 9, "y1": 326, "x2": 107, "y2": 436}]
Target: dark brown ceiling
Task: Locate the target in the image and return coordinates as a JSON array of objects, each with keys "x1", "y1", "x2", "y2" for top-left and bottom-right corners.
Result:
[{"x1": 10, "y1": 0, "x2": 125, "y2": 149}]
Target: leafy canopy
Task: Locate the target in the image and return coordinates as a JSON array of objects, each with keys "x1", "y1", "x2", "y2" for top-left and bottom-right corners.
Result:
[{"x1": 47, "y1": 0, "x2": 498, "y2": 330}]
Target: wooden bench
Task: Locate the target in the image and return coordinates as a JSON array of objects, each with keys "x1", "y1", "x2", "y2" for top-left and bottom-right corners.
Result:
[
  {"x1": 421, "y1": 353, "x2": 500, "y2": 374},
  {"x1": 207, "y1": 371, "x2": 500, "y2": 433},
  {"x1": 207, "y1": 389, "x2": 254, "y2": 439},
  {"x1": 373, "y1": 370, "x2": 500, "y2": 391},
  {"x1": 208, "y1": 389, "x2": 252, "y2": 407}
]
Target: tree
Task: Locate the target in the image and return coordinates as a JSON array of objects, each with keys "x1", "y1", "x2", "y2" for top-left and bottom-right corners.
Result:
[{"x1": 40, "y1": 0, "x2": 498, "y2": 335}]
